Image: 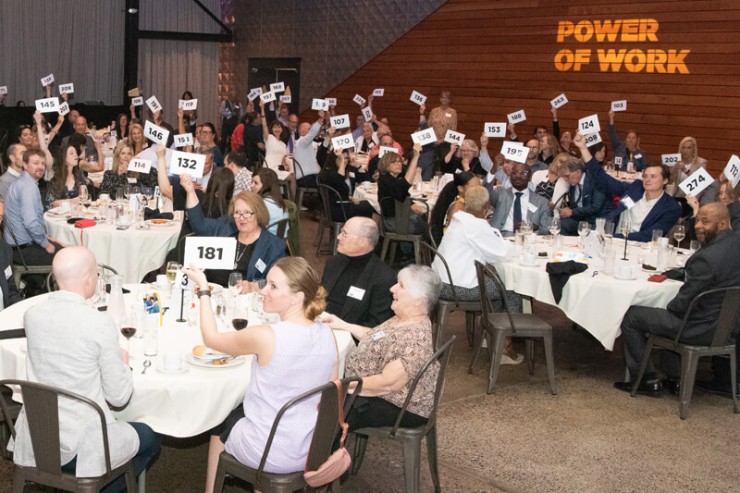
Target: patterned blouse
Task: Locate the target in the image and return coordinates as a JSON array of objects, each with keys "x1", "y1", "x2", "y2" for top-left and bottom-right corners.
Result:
[
  {"x1": 346, "y1": 317, "x2": 438, "y2": 418},
  {"x1": 233, "y1": 167, "x2": 253, "y2": 194}
]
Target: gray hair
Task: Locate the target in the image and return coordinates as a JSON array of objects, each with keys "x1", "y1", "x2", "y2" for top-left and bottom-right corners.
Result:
[
  {"x1": 399, "y1": 265, "x2": 442, "y2": 314},
  {"x1": 565, "y1": 157, "x2": 585, "y2": 173},
  {"x1": 358, "y1": 220, "x2": 380, "y2": 248}
]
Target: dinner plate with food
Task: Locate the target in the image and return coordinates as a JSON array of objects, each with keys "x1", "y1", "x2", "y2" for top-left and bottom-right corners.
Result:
[{"x1": 187, "y1": 345, "x2": 245, "y2": 369}]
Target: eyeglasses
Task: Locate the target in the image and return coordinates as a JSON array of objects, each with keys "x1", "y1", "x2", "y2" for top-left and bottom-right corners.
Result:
[
  {"x1": 233, "y1": 210, "x2": 255, "y2": 219},
  {"x1": 511, "y1": 170, "x2": 530, "y2": 177}
]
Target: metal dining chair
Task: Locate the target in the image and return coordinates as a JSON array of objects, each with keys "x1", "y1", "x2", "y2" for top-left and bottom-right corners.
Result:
[
  {"x1": 316, "y1": 180, "x2": 347, "y2": 255},
  {"x1": 379, "y1": 197, "x2": 429, "y2": 267},
  {"x1": 631, "y1": 286, "x2": 740, "y2": 419},
  {"x1": 351, "y1": 337, "x2": 456, "y2": 493},
  {"x1": 469, "y1": 261, "x2": 557, "y2": 395},
  {"x1": 0, "y1": 379, "x2": 137, "y2": 492}
]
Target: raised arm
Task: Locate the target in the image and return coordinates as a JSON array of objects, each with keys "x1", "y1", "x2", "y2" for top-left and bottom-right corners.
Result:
[
  {"x1": 402, "y1": 143, "x2": 422, "y2": 184},
  {"x1": 259, "y1": 99, "x2": 270, "y2": 141},
  {"x1": 575, "y1": 132, "x2": 628, "y2": 197},
  {"x1": 155, "y1": 144, "x2": 173, "y2": 200},
  {"x1": 33, "y1": 112, "x2": 54, "y2": 169},
  {"x1": 607, "y1": 109, "x2": 623, "y2": 149}
]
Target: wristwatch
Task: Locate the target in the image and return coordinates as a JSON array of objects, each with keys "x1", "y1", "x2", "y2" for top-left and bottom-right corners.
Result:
[{"x1": 197, "y1": 289, "x2": 212, "y2": 298}]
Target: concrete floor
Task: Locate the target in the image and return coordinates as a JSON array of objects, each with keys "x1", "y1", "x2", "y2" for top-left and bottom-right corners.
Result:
[{"x1": 2, "y1": 214, "x2": 740, "y2": 492}]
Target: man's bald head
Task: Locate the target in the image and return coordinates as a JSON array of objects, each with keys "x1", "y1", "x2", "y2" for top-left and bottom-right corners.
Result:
[
  {"x1": 694, "y1": 203, "x2": 730, "y2": 245},
  {"x1": 53, "y1": 247, "x2": 98, "y2": 297}
]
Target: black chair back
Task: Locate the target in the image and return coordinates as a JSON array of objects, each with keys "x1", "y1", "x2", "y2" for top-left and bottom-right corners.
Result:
[{"x1": 475, "y1": 261, "x2": 517, "y2": 331}]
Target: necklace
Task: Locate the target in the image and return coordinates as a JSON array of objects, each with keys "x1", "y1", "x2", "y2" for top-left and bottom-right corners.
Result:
[{"x1": 233, "y1": 241, "x2": 248, "y2": 269}]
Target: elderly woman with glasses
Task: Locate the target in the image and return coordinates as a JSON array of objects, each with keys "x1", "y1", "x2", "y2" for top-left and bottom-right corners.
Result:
[
  {"x1": 181, "y1": 174, "x2": 285, "y2": 291},
  {"x1": 326, "y1": 265, "x2": 442, "y2": 430},
  {"x1": 440, "y1": 138, "x2": 487, "y2": 177}
]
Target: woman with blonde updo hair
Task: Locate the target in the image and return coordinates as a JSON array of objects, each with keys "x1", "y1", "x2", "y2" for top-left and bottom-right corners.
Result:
[{"x1": 184, "y1": 257, "x2": 338, "y2": 493}]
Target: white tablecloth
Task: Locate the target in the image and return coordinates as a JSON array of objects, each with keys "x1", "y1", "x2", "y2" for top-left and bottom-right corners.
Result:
[
  {"x1": 353, "y1": 181, "x2": 439, "y2": 215},
  {"x1": 0, "y1": 285, "x2": 355, "y2": 438},
  {"x1": 44, "y1": 213, "x2": 181, "y2": 283},
  {"x1": 494, "y1": 238, "x2": 683, "y2": 350}
]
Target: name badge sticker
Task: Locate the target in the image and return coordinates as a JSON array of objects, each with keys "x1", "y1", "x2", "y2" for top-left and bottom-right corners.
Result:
[
  {"x1": 611, "y1": 100, "x2": 628, "y2": 112},
  {"x1": 621, "y1": 196, "x2": 636, "y2": 209},
  {"x1": 347, "y1": 286, "x2": 366, "y2": 300},
  {"x1": 255, "y1": 258, "x2": 267, "y2": 273},
  {"x1": 661, "y1": 153, "x2": 681, "y2": 167},
  {"x1": 507, "y1": 109, "x2": 526, "y2": 124},
  {"x1": 170, "y1": 149, "x2": 206, "y2": 178},
  {"x1": 634, "y1": 153, "x2": 643, "y2": 160},
  {"x1": 678, "y1": 167, "x2": 714, "y2": 196},
  {"x1": 371, "y1": 330, "x2": 386, "y2": 341},
  {"x1": 484, "y1": 122, "x2": 506, "y2": 138},
  {"x1": 330, "y1": 114, "x2": 350, "y2": 129},
  {"x1": 411, "y1": 128, "x2": 436, "y2": 146},
  {"x1": 130, "y1": 158, "x2": 152, "y2": 174},
  {"x1": 5, "y1": 265, "x2": 11, "y2": 279},
  {"x1": 578, "y1": 114, "x2": 601, "y2": 134},
  {"x1": 551, "y1": 93, "x2": 568, "y2": 108},
  {"x1": 527, "y1": 202, "x2": 538, "y2": 213},
  {"x1": 409, "y1": 90, "x2": 427, "y2": 106},
  {"x1": 144, "y1": 120, "x2": 170, "y2": 146},
  {"x1": 723, "y1": 155, "x2": 740, "y2": 187},
  {"x1": 183, "y1": 237, "x2": 238, "y2": 270}
]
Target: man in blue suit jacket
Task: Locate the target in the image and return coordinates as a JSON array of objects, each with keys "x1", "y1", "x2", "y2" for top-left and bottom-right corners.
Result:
[
  {"x1": 574, "y1": 134, "x2": 680, "y2": 242},
  {"x1": 487, "y1": 162, "x2": 551, "y2": 235},
  {"x1": 558, "y1": 160, "x2": 607, "y2": 235}
]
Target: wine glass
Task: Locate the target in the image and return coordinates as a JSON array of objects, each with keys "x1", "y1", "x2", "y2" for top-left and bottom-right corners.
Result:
[
  {"x1": 78, "y1": 187, "x2": 89, "y2": 206},
  {"x1": 620, "y1": 218, "x2": 632, "y2": 238},
  {"x1": 228, "y1": 272, "x2": 243, "y2": 297},
  {"x1": 120, "y1": 309, "x2": 138, "y2": 359},
  {"x1": 166, "y1": 261, "x2": 181, "y2": 285},
  {"x1": 604, "y1": 220, "x2": 615, "y2": 240},
  {"x1": 549, "y1": 217, "x2": 561, "y2": 238},
  {"x1": 231, "y1": 303, "x2": 248, "y2": 330},
  {"x1": 577, "y1": 221, "x2": 591, "y2": 249},
  {"x1": 672, "y1": 225, "x2": 686, "y2": 247}
]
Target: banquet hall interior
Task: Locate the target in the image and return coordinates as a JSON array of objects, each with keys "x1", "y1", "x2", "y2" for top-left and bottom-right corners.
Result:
[{"x1": 1, "y1": 0, "x2": 739, "y2": 492}]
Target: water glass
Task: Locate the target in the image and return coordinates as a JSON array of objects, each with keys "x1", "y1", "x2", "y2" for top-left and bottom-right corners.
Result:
[
  {"x1": 604, "y1": 221, "x2": 615, "y2": 239},
  {"x1": 603, "y1": 241, "x2": 616, "y2": 276},
  {"x1": 651, "y1": 229, "x2": 663, "y2": 246},
  {"x1": 689, "y1": 240, "x2": 700, "y2": 254},
  {"x1": 143, "y1": 314, "x2": 159, "y2": 356}
]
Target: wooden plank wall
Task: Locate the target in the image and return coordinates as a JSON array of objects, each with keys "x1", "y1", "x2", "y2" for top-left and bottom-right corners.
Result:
[{"x1": 312, "y1": 0, "x2": 740, "y2": 175}]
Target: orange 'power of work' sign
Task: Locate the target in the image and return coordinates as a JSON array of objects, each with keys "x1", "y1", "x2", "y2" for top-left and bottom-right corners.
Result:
[{"x1": 554, "y1": 19, "x2": 690, "y2": 74}]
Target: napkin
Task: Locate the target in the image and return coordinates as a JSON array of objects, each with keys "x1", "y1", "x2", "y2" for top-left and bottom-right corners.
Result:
[
  {"x1": 144, "y1": 208, "x2": 174, "y2": 221},
  {"x1": 648, "y1": 274, "x2": 667, "y2": 283},
  {"x1": 545, "y1": 261, "x2": 588, "y2": 303}
]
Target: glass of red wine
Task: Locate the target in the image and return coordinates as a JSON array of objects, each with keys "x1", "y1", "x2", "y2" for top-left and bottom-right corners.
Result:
[
  {"x1": 120, "y1": 307, "x2": 138, "y2": 358},
  {"x1": 231, "y1": 304, "x2": 248, "y2": 331}
]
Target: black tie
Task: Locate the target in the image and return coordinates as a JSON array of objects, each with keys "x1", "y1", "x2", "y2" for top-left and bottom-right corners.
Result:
[
  {"x1": 514, "y1": 192, "x2": 523, "y2": 230},
  {"x1": 570, "y1": 184, "x2": 581, "y2": 207}
]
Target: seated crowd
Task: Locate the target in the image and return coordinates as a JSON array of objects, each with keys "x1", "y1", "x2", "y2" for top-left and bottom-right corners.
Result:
[{"x1": 1, "y1": 84, "x2": 739, "y2": 492}]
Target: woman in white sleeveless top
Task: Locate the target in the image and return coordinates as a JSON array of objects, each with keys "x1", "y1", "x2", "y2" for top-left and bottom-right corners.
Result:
[
  {"x1": 259, "y1": 99, "x2": 297, "y2": 199},
  {"x1": 184, "y1": 257, "x2": 338, "y2": 493}
]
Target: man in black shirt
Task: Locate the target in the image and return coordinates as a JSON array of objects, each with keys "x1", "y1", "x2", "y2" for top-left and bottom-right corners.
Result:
[{"x1": 322, "y1": 217, "x2": 396, "y2": 329}]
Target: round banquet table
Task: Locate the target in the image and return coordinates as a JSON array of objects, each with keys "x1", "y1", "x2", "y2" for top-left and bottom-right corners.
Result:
[
  {"x1": 0, "y1": 285, "x2": 355, "y2": 438},
  {"x1": 494, "y1": 236, "x2": 684, "y2": 350},
  {"x1": 44, "y1": 212, "x2": 181, "y2": 284}
]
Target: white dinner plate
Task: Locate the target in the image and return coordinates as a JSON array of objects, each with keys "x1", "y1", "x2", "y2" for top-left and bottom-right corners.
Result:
[
  {"x1": 186, "y1": 354, "x2": 246, "y2": 369},
  {"x1": 192, "y1": 349, "x2": 230, "y2": 362}
]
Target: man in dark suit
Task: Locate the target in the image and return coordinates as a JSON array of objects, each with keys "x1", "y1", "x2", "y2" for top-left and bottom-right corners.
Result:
[
  {"x1": 614, "y1": 202, "x2": 740, "y2": 396},
  {"x1": 322, "y1": 217, "x2": 396, "y2": 329},
  {"x1": 487, "y1": 161, "x2": 551, "y2": 235},
  {"x1": 559, "y1": 160, "x2": 607, "y2": 235},
  {"x1": 0, "y1": 200, "x2": 22, "y2": 308}
]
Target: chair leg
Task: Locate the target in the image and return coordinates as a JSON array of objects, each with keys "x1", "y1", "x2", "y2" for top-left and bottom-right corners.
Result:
[
  {"x1": 315, "y1": 220, "x2": 324, "y2": 249},
  {"x1": 13, "y1": 468, "x2": 25, "y2": 493},
  {"x1": 630, "y1": 337, "x2": 655, "y2": 396},
  {"x1": 425, "y1": 427, "x2": 441, "y2": 493},
  {"x1": 543, "y1": 333, "x2": 557, "y2": 395},
  {"x1": 468, "y1": 321, "x2": 486, "y2": 374},
  {"x1": 296, "y1": 189, "x2": 305, "y2": 213},
  {"x1": 525, "y1": 339, "x2": 535, "y2": 376},
  {"x1": 137, "y1": 468, "x2": 146, "y2": 493},
  {"x1": 487, "y1": 331, "x2": 508, "y2": 394},
  {"x1": 380, "y1": 237, "x2": 390, "y2": 263},
  {"x1": 678, "y1": 351, "x2": 699, "y2": 420},
  {"x1": 213, "y1": 455, "x2": 227, "y2": 493},
  {"x1": 465, "y1": 312, "x2": 477, "y2": 347},
  {"x1": 401, "y1": 436, "x2": 423, "y2": 493},
  {"x1": 388, "y1": 242, "x2": 398, "y2": 267},
  {"x1": 413, "y1": 238, "x2": 421, "y2": 266},
  {"x1": 351, "y1": 433, "x2": 369, "y2": 475},
  {"x1": 730, "y1": 351, "x2": 739, "y2": 414}
]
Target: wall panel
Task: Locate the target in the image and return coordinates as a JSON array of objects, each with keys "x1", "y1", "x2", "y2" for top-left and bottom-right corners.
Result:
[{"x1": 319, "y1": 0, "x2": 740, "y2": 173}]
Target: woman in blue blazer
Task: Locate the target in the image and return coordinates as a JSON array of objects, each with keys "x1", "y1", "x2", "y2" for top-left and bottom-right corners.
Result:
[{"x1": 182, "y1": 174, "x2": 285, "y2": 290}]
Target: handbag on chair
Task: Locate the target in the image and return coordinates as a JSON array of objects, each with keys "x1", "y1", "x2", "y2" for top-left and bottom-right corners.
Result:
[{"x1": 303, "y1": 380, "x2": 352, "y2": 487}]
